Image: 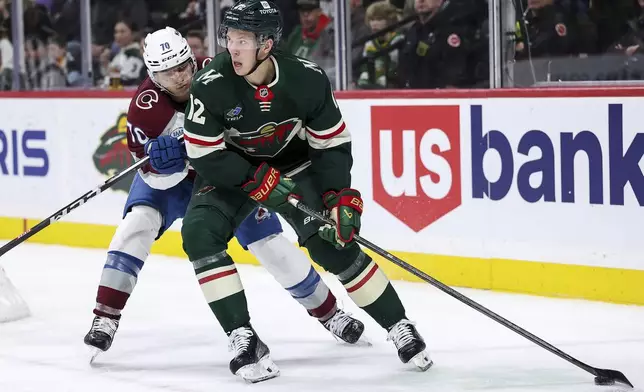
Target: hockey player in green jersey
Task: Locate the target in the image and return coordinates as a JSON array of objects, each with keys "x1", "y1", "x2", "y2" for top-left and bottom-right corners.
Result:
[{"x1": 182, "y1": 0, "x2": 432, "y2": 382}]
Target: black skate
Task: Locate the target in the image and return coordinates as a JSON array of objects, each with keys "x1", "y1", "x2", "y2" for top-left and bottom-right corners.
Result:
[
  {"x1": 387, "y1": 319, "x2": 433, "y2": 371},
  {"x1": 321, "y1": 309, "x2": 366, "y2": 344},
  {"x1": 228, "y1": 325, "x2": 279, "y2": 383},
  {"x1": 84, "y1": 315, "x2": 119, "y2": 364}
]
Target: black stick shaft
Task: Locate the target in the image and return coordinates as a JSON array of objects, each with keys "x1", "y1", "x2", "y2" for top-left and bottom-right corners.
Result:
[
  {"x1": 0, "y1": 157, "x2": 149, "y2": 258},
  {"x1": 287, "y1": 197, "x2": 633, "y2": 387}
]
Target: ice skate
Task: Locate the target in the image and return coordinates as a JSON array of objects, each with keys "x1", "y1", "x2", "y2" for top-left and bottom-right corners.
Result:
[
  {"x1": 322, "y1": 309, "x2": 367, "y2": 345},
  {"x1": 387, "y1": 319, "x2": 433, "y2": 371},
  {"x1": 228, "y1": 325, "x2": 279, "y2": 383},
  {"x1": 84, "y1": 315, "x2": 119, "y2": 363}
]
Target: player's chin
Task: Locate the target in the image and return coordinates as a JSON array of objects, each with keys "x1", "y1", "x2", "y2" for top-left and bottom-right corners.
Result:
[
  {"x1": 232, "y1": 60, "x2": 248, "y2": 75},
  {"x1": 170, "y1": 85, "x2": 189, "y2": 96}
]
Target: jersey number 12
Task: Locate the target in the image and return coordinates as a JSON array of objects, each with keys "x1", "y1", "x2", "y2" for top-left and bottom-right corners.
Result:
[{"x1": 187, "y1": 95, "x2": 206, "y2": 125}]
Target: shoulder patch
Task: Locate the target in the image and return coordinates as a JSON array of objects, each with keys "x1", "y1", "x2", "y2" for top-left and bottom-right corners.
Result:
[
  {"x1": 128, "y1": 84, "x2": 177, "y2": 136},
  {"x1": 135, "y1": 89, "x2": 159, "y2": 110}
]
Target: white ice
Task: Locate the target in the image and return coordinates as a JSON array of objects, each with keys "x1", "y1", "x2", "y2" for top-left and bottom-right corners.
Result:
[{"x1": 1, "y1": 243, "x2": 643, "y2": 392}]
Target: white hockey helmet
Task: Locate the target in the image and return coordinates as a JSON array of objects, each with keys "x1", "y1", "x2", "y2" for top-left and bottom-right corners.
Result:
[{"x1": 143, "y1": 27, "x2": 196, "y2": 88}]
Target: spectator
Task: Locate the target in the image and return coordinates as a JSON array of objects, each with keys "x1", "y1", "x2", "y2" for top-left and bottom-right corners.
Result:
[
  {"x1": 284, "y1": 0, "x2": 335, "y2": 84},
  {"x1": 64, "y1": 39, "x2": 84, "y2": 86},
  {"x1": 24, "y1": 0, "x2": 55, "y2": 43},
  {"x1": 350, "y1": 0, "x2": 371, "y2": 79},
  {"x1": 274, "y1": 0, "x2": 300, "y2": 39},
  {"x1": 32, "y1": 36, "x2": 84, "y2": 89},
  {"x1": 611, "y1": 0, "x2": 644, "y2": 57},
  {"x1": 102, "y1": 19, "x2": 145, "y2": 87},
  {"x1": 92, "y1": 0, "x2": 148, "y2": 47},
  {"x1": 398, "y1": 0, "x2": 477, "y2": 88},
  {"x1": 51, "y1": 0, "x2": 81, "y2": 44},
  {"x1": 0, "y1": 0, "x2": 9, "y2": 33},
  {"x1": 589, "y1": 0, "x2": 638, "y2": 52},
  {"x1": 515, "y1": 0, "x2": 597, "y2": 61},
  {"x1": 0, "y1": 25, "x2": 12, "y2": 89},
  {"x1": 40, "y1": 35, "x2": 68, "y2": 89},
  {"x1": 186, "y1": 29, "x2": 206, "y2": 57},
  {"x1": 177, "y1": 0, "x2": 203, "y2": 32},
  {"x1": 179, "y1": 0, "x2": 201, "y2": 20},
  {"x1": 24, "y1": 37, "x2": 43, "y2": 89},
  {"x1": 357, "y1": 1, "x2": 404, "y2": 88}
]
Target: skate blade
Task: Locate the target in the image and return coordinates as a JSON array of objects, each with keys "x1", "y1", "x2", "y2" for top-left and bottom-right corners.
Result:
[
  {"x1": 235, "y1": 356, "x2": 280, "y2": 383},
  {"x1": 88, "y1": 346, "x2": 104, "y2": 365},
  {"x1": 410, "y1": 351, "x2": 433, "y2": 372},
  {"x1": 351, "y1": 335, "x2": 373, "y2": 347},
  {"x1": 330, "y1": 329, "x2": 372, "y2": 346}
]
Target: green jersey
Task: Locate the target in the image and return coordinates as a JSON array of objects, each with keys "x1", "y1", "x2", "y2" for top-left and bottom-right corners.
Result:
[{"x1": 183, "y1": 51, "x2": 352, "y2": 194}]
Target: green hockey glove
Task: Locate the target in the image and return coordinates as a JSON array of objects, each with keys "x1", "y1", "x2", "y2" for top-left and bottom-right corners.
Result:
[
  {"x1": 318, "y1": 188, "x2": 363, "y2": 249},
  {"x1": 242, "y1": 163, "x2": 300, "y2": 213}
]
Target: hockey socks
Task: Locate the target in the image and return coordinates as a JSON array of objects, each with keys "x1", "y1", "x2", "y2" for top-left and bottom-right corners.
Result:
[
  {"x1": 284, "y1": 265, "x2": 337, "y2": 321},
  {"x1": 247, "y1": 234, "x2": 338, "y2": 322},
  {"x1": 337, "y1": 252, "x2": 406, "y2": 329},
  {"x1": 192, "y1": 251, "x2": 250, "y2": 332},
  {"x1": 94, "y1": 251, "x2": 144, "y2": 320}
]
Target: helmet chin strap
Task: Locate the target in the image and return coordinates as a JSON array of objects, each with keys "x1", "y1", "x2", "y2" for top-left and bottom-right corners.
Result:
[{"x1": 243, "y1": 48, "x2": 270, "y2": 76}]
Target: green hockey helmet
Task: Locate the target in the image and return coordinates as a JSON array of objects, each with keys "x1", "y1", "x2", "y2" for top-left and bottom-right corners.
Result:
[{"x1": 218, "y1": 1, "x2": 284, "y2": 50}]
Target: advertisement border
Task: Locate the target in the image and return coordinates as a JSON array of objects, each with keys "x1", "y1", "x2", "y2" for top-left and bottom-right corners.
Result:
[
  {"x1": 1, "y1": 216, "x2": 642, "y2": 306},
  {"x1": 2, "y1": 86, "x2": 644, "y2": 100},
  {"x1": 2, "y1": 88, "x2": 643, "y2": 306}
]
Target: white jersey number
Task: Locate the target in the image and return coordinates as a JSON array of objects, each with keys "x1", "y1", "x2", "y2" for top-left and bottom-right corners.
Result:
[
  {"x1": 127, "y1": 121, "x2": 149, "y2": 145},
  {"x1": 187, "y1": 95, "x2": 206, "y2": 125}
]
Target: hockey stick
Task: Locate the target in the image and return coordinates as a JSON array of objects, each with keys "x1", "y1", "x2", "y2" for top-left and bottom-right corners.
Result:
[
  {"x1": 0, "y1": 156, "x2": 149, "y2": 258},
  {"x1": 287, "y1": 197, "x2": 634, "y2": 388}
]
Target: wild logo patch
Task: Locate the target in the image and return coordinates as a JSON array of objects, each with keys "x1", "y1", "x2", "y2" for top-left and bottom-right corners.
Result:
[
  {"x1": 93, "y1": 113, "x2": 135, "y2": 193},
  {"x1": 227, "y1": 117, "x2": 301, "y2": 157}
]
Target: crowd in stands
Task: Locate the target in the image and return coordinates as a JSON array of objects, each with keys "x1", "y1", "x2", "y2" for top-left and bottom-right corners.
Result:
[{"x1": 1, "y1": 0, "x2": 644, "y2": 90}]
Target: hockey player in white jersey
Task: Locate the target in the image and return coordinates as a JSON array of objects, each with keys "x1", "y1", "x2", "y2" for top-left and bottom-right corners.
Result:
[{"x1": 83, "y1": 27, "x2": 365, "y2": 372}]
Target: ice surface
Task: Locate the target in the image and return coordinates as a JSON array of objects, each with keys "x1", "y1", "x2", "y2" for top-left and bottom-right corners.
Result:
[{"x1": 1, "y1": 243, "x2": 643, "y2": 392}]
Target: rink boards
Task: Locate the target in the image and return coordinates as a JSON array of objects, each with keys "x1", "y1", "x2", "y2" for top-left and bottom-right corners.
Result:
[{"x1": 1, "y1": 88, "x2": 643, "y2": 305}]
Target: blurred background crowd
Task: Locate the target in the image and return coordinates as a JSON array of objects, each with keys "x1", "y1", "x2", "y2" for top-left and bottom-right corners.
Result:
[{"x1": 1, "y1": 0, "x2": 644, "y2": 91}]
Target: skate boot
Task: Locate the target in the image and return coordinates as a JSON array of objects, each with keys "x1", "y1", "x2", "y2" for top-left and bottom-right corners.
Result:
[
  {"x1": 228, "y1": 324, "x2": 279, "y2": 383},
  {"x1": 321, "y1": 309, "x2": 365, "y2": 344},
  {"x1": 84, "y1": 315, "x2": 119, "y2": 363},
  {"x1": 387, "y1": 319, "x2": 433, "y2": 371}
]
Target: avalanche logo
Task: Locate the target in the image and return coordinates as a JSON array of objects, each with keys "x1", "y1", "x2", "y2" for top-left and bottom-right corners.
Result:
[
  {"x1": 93, "y1": 113, "x2": 136, "y2": 193},
  {"x1": 255, "y1": 207, "x2": 271, "y2": 222},
  {"x1": 372, "y1": 105, "x2": 462, "y2": 232}
]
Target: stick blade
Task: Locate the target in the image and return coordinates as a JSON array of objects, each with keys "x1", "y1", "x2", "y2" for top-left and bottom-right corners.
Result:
[{"x1": 594, "y1": 368, "x2": 634, "y2": 388}]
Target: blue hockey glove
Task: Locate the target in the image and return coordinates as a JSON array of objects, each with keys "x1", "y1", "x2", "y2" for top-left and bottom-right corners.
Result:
[{"x1": 144, "y1": 135, "x2": 187, "y2": 174}]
